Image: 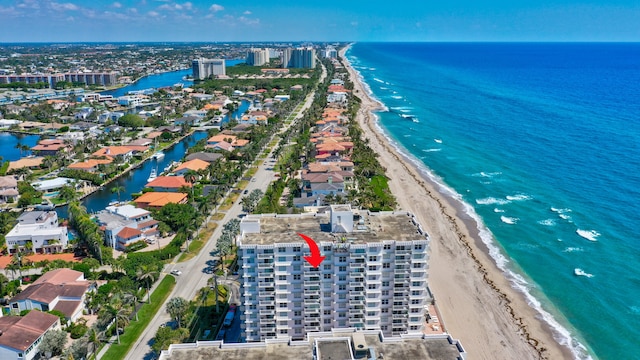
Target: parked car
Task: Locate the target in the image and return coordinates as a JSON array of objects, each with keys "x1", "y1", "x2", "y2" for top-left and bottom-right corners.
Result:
[{"x1": 170, "y1": 269, "x2": 182, "y2": 276}]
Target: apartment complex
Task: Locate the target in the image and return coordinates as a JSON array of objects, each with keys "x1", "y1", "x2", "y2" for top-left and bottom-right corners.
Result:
[
  {"x1": 192, "y1": 58, "x2": 226, "y2": 80},
  {"x1": 238, "y1": 205, "x2": 430, "y2": 342},
  {"x1": 281, "y1": 47, "x2": 316, "y2": 69},
  {"x1": 245, "y1": 48, "x2": 269, "y2": 66},
  {"x1": 0, "y1": 72, "x2": 118, "y2": 87}
]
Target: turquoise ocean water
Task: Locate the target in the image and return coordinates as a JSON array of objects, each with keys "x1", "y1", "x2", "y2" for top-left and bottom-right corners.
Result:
[{"x1": 346, "y1": 43, "x2": 640, "y2": 360}]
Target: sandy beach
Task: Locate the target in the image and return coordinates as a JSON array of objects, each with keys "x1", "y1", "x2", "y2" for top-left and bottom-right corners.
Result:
[{"x1": 340, "y1": 45, "x2": 572, "y2": 360}]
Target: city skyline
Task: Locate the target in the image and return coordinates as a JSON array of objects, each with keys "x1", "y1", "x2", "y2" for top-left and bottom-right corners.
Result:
[{"x1": 0, "y1": 0, "x2": 638, "y2": 42}]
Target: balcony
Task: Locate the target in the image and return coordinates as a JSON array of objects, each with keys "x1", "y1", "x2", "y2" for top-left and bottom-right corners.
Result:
[
  {"x1": 259, "y1": 309, "x2": 275, "y2": 316},
  {"x1": 258, "y1": 262, "x2": 273, "y2": 269}
]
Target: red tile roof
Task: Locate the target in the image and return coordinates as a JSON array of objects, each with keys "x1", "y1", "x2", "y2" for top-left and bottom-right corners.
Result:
[
  {"x1": 117, "y1": 227, "x2": 142, "y2": 240},
  {"x1": 174, "y1": 159, "x2": 209, "y2": 172},
  {"x1": 146, "y1": 176, "x2": 192, "y2": 188},
  {"x1": 33, "y1": 268, "x2": 84, "y2": 285},
  {"x1": 0, "y1": 311, "x2": 59, "y2": 351}
]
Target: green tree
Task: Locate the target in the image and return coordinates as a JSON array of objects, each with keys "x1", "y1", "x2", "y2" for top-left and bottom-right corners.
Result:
[
  {"x1": 39, "y1": 329, "x2": 67, "y2": 357},
  {"x1": 117, "y1": 114, "x2": 145, "y2": 129},
  {"x1": 58, "y1": 185, "x2": 77, "y2": 203},
  {"x1": 111, "y1": 185, "x2": 125, "y2": 202},
  {"x1": 166, "y1": 297, "x2": 189, "y2": 328},
  {"x1": 136, "y1": 265, "x2": 158, "y2": 304}
]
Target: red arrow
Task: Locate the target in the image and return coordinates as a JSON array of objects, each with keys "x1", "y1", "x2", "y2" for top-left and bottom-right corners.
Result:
[{"x1": 297, "y1": 233, "x2": 325, "y2": 268}]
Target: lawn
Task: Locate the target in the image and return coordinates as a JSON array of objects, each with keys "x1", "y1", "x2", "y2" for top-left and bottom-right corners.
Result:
[{"x1": 101, "y1": 275, "x2": 176, "y2": 360}]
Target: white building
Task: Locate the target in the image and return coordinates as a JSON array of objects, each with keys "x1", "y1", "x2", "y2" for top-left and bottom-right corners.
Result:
[
  {"x1": 192, "y1": 58, "x2": 226, "y2": 80},
  {"x1": 94, "y1": 204, "x2": 158, "y2": 250},
  {"x1": 118, "y1": 95, "x2": 145, "y2": 107},
  {"x1": 4, "y1": 211, "x2": 68, "y2": 254},
  {"x1": 246, "y1": 48, "x2": 269, "y2": 66},
  {"x1": 238, "y1": 205, "x2": 430, "y2": 342}
]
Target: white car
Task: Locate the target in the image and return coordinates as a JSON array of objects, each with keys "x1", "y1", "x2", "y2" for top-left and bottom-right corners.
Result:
[{"x1": 170, "y1": 270, "x2": 182, "y2": 276}]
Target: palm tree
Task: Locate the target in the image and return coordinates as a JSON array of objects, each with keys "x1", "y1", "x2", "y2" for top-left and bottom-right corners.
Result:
[
  {"x1": 110, "y1": 185, "x2": 125, "y2": 202},
  {"x1": 136, "y1": 265, "x2": 158, "y2": 304},
  {"x1": 123, "y1": 291, "x2": 140, "y2": 321},
  {"x1": 183, "y1": 170, "x2": 198, "y2": 197},
  {"x1": 108, "y1": 303, "x2": 130, "y2": 344},
  {"x1": 166, "y1": 297, "x2": 189, "y2": 328},
  {"x1": 86, "y1": 328, "x2": 102, "y2": 357},
  {"x1": 42, "y1": 156, "x2": 55, "y2": 172}
]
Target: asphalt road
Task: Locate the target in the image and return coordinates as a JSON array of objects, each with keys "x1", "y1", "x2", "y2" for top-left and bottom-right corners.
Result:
[{"x1": 124, "y1": 63, "x2": 326, "y2": 360}]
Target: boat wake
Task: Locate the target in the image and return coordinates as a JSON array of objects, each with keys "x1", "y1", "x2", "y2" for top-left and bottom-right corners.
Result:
[{"x1": 574, "y1": 268, "x2": 594, "y2": 278}]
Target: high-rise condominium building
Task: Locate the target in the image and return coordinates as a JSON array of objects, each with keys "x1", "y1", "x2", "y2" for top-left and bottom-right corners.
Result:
[
  {"x1": 192, "y1": 58, "x2": 226, "y2": 80},
  {"x1": 281, "y1": 47, "x2": 316, "y2": 69},
  {"x1": 246, "y1": 48, "x2": 269, "y2": 66},
  {"x1": 238, "y1": 205, "x2": 430, "y2": 342}
]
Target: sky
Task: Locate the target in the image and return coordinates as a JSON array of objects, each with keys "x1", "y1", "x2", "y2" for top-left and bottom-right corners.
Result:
[{"x1": 0, "y1": 0, "x2": 638, "y2": 42}]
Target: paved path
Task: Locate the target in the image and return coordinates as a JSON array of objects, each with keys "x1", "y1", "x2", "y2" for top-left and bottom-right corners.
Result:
[{"x1": 125, "y1": 63, "x2": 326, "y2": 360}]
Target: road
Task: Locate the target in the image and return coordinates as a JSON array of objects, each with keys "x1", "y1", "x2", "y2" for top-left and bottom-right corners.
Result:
[{"x1": 124, "y1": 62, "x2": 326, "y2": 360}]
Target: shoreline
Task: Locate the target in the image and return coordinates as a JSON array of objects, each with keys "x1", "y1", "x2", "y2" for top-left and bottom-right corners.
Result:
[{"x1": 340, "y1": 45, "x2": 575, "y2": 360}]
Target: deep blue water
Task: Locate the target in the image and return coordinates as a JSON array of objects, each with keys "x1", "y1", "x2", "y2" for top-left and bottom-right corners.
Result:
[
  {"x1": 103, "y1": 59, "x2": 243, "y2": 97},
  {"x1": 347, "y1": 43, "x2": 640, "y2": 360},
  {"x1": 0, "y1": 133, "x2": 40, "y2": 161}
]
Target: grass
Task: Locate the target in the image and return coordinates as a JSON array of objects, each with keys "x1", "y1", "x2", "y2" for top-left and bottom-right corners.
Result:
[
  {"x1": 211, "y1": 213, "x2": 225, "y2": 221},
  {"x1": 102, "y1": 275, "x2": 176, "y2": 360},
  {"x1": 237, "y1": 180, "x2": 248, "y2": 189},
  {"x1": 246, "y1": 167, "x2": 258, "y2": 176},
  {"x1": 177, "y1": 238, "x2": 204, "y2": 262}
]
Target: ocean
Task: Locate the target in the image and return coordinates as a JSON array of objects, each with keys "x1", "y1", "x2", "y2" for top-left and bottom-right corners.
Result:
[{"x1": 346, "y1": 43, "x2": 640, "y2": 360}]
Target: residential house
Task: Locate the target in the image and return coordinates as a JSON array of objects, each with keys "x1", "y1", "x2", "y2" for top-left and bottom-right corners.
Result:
[
  {"x1": 7, "y1": 157, "x2": 44, "y2": 172},
  {"x1": 8, "y1": 268, "x2": 92, "y2": 322},
  {"x1": 74, "y1": 107, "x2": 94, "y2": 120},
  {"x1": 98, "y1": 111, "x2": 125, "y2": 123},
  {"x1": 239, "y1": 110, "x2": 269, "y2": 125},
  {"x1": 173, "y1": 159, "x2": 209, "y2": 176},
  {"x1": 0, "y1": 310, "x2": 61, "y2": 360},
  {"x1": 208, "y1": 141, "x2": 234, "y2": 152},
  {"x1": 127, "y1": 138, "x2": 153, "y2": 147},
  {"x1": 31, "y1": 177, "x2": 87, "y2": 195},
  {"x1": 4, "y1": 211, "x2": 68, "y2": 254},
  {"x1": 146, "y1": 176, "x2": 192, "y2": 192},
  {"x1": 69, "y1": 121, "x2": 98, "y2": 132},
  {"x1": 67, "y1": 158, "x2": 113, "y2": 173},
  {"x1": 94, "y1": 204, "x2": 158, "y2": 250},
  {"x1": 173, "y1": 115, "x2": 200, "y2": 126},
  {"x1": 30, "y1": 139, "x2": 71, "y2": 157},
  {"x1": 0, "y1": 176, "x2": 19, "y2": 203},
  {"x1": 134, "y1": 192, "x2": 189, "y2": 210},
  {"x1": 91, "y1": 145, "x2": 147, "y2": 162},
  {"x1": 302, "y1": 173, "x2": 345, "y2": 197},
  {"x1": 206, "y1": 134, "x2": 237, "y2": 146},
  {"x1": 185, "y1": 152, "x2": 223, "y2": 164}
]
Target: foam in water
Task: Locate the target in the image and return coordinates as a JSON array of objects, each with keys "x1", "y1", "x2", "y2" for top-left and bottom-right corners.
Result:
[
  {"x1": 373, "y1": 77, "x2": 385, "y2": 83},
  {"x1": 563, "y1": 247, "x2": 584, "y2": 252},
  {"x1": 576, "y1": 229, "x2": 600, "y2": 242},
  {"x1": 391, "y1": 95, "x2": 403, "y2": 99},
  {"x1": 476, "y1": 197, "x2": 511, "y2": 205},
  {"x1": 500, "y1": 216, "x2": 519, "y2": 224},
  {"x1": 506, "y1": 194, "x2": 532, "y2": 201},
  {"x1": 538, "y1": 219, "x2": 557, "y2": 226},
  {"x1": 494, "y1": 208, "x2": 505, "y2": 213},
  {"x1": 422, "y1": 148, "x2": 442, "y2": 152},
  {"x1": 473, "y1": 171, "x2": 503, "y2": 178},
  {"x1": 434, "y1": 138, "x2": 443, "y2": 143},
  {"x1": 574, "y1": 268, "x2": 594, "y2": 278}
]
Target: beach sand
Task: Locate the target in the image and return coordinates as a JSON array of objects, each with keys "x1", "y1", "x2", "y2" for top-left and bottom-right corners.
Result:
[{"x1": 340, "y1": 45, "x2": 572, "y2": 360}]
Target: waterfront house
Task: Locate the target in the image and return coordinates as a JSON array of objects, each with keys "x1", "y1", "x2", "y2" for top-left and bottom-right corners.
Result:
[
  {"x1": 208, "y1": 140, "x2": 234, "y2": 152},
  {"x1": 30, "y1": 139, "x2": 72, "y2": 157},
  {"x1": 0, "y1": 310, "x2": 61, "y2": 360},
  {"x1": 91, "y1": 145, "x2": 147, "y2": 162},
  {"x1": 207, "y1": 134, "x2": 237, "y2": 146},
  {"x1": 0, "y1": 175, "x2": 19, "y2": 203},
  {"x1": 146, "y1": 176, "x2": 192, "y2": 192},
  {"x1": 185, "y1": 152, "x2": 223, "y2": 164},
  {"x1": 173, "y1": 115, "x2": 200, "y2": 126},
  {"x1": 127, "y1": 138, "x2": 154, "y2": 147},
  {"x1": 31, "y1": 177, "x2": 87, "y2": 195},
  {"x1": 94, "y1": 204, "x2": 158, "y2": 249},
  {"x1": 69, "y1": 121, "x2": 98, "y2": 132},
  {"x1": 134, "y1": 192, "x2": 189, "y2": 210},
  {"x1": 67, "y1": 158, "x2": 113, "y2": 173},
  {"x1": 4, "y1": 211, "x2": 68, "y2": 254},
  {"x1": 8, "y1": 157, "x2": 44, "y2": 172},
  {"x1": 173, "y1": 159, "x2": 209, "y2": 176},
  {"x1": 302, "y1": 173, "x2": 345, "y2": 198},
  {"x1": 8, "y1": 268, "x2": 92, "y2": 322}
]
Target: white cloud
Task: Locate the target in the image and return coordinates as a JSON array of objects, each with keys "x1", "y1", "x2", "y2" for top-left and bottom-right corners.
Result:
[
  {"x1": 243, "y1": 10, "x2": 251, "y2": 15},
  {"x1": 158, "y1": 4, "x2": 171, "y2": 10},
  {"x1": 148, "y1": 10, "x2": 160, "y2": 17},
  {"x1": 239, "y1": 16, "x2": 259, "y2": 26},
  {"x1": 17, "y1": 0, "x2": 39, "y2": 9},
  {"x1": 50, "y1": 2, "x2": 79, "y2": 11},
  {"x1": 209, "y1": 4, "x2": 224, "y2": 12},
  {"x1": 183, "y1": 2, "x2": 193, "y2": 10},
  {"x1": 112, "y1": 2, "x2": 122, "y2": 8}
]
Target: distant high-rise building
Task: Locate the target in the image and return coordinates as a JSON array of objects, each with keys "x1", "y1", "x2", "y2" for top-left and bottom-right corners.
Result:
[
  {"x1": 323, "y1": 46, "x2": 338, "y2": 59},
  {"x1": 238, "y1": 205, "x2": 430, "y2": 342},
  {"x1": 246, "y1": 48, "x2": 269, "y2": 66},
  {"x1": 0, "y1": 72, "x2": 118, "y2": 88},
  {"x1": 281, "y1": 47, "x2": 316, "y2": 69},
  {"x1": 192, "y1": 58, "x2": 226, "y2": 80}
]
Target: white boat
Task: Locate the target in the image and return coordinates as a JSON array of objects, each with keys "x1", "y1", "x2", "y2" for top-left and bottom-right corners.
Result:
[
  {"x1": 152, "y1": 151, "x2": 165, "y2": 160},
  {"x1": 147, "y1": 168, "x2": 157, "y2": 183}
]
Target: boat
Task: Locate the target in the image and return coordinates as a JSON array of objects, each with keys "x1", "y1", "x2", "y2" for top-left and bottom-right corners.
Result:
[
  {"x1": 152, "y1": 151, "x2": 165, "y2": 160},
  {"x1": 147, "y1": 168, "x2": 157, "y2": 183},
  {"x1": 164, "y1": 161, "x2": 179, "y2": 173}
]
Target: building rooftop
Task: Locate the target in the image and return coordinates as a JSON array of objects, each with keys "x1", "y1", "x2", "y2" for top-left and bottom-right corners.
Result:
[
  {"x1": 160, "y1": 331, "x2": 466, "y2": 360},
  {"x1": 240, "y1": 207, "x2": 427, "y2": 246},
  {"x1": 0, "y1": 311, "x2": 59, "y2": 352}
]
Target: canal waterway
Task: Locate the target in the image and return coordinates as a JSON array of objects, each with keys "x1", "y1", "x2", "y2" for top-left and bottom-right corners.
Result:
[
  {"x1": 0, "y1": 133, "x2": 40, "y2": 161},
  {"x1": 103, "y1": 59, "x2": 243, "y2": 97}
]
